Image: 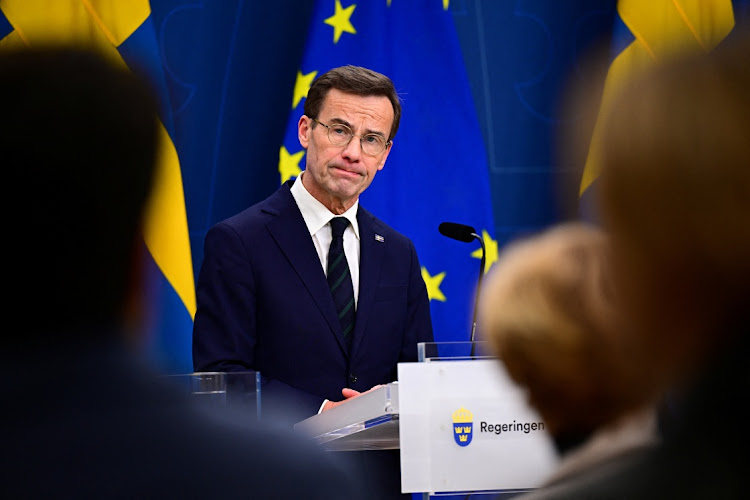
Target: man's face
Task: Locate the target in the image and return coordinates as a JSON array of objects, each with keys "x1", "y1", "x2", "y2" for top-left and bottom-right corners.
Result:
[{"x1": 298, "y1": 88, "x2": 394, "y2": 211}]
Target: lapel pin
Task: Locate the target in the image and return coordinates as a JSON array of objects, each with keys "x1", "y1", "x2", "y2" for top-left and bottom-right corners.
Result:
[{"x1": 375, "y1": 234, "x2": 385, "y2": 243}]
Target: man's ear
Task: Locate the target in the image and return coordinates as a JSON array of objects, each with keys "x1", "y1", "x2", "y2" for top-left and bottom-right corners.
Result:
[
  {"x1": 298, "y1": 115, "x2": 311, "y2": 149},
  {"x1": 378, "y1": 140, "x2": 393, "y2": 170}
]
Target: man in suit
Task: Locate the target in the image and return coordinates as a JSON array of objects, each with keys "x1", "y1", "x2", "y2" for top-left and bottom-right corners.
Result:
[
  {"x1": 192, "y1": 65, "x2": 434, "y2": 498},
  {"x1": 1, "y1": 45, "x2": 360, "y2": 500}
]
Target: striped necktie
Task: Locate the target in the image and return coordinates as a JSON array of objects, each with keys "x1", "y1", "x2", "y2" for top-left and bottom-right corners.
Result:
[{"x1": 327, "y1": 217, "x2": 355, "y2": 353}]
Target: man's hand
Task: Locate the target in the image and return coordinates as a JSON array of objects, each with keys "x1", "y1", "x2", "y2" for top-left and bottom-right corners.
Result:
[{"x1": 320, "y1": 385, "x2": 384, "y2": 412}]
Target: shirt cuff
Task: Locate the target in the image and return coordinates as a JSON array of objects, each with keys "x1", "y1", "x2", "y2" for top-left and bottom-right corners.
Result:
[{"x1": 318, "y1": 399, "x2": 328, "y2": 414}]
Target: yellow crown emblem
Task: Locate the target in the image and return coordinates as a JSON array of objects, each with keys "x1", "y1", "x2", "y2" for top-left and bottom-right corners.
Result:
[{"x1": 452, "y1": 407, "x2": 473, "y2": 424}]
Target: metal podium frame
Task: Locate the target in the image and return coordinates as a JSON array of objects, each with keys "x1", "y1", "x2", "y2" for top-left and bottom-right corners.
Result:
[{"x1": 294, "y1": 382, "x2": 400, "y2": 451}]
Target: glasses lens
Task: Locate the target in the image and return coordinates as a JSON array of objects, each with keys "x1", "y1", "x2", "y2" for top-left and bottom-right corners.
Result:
[
  {"x1": 327, "y1": 124, "x2": 353, "y2": 145},
  {"x1": 320, "y1": 120, "x2": 387, "y2": 155},
  {"x1": 361, "y1": 135, "x2": 386, "y2": 155}
]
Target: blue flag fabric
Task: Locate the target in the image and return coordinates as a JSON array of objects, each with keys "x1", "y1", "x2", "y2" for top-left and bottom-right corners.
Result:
[{"x1": 281, "y1": 0, "x2": 496, "y2": 347}]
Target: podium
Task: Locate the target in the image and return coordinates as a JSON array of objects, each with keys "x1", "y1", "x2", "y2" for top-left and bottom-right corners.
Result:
[
  {"x1": 162, "y1": 371, "x2": 262, "y2": 420},
  {"x1": 294, "y1": 342, "x2": 559, "y2": 498}
]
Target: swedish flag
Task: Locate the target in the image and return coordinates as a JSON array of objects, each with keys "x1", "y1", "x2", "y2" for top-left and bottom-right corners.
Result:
[
  {"x1": 0, "y1": 1, "x2": 195, "y2": 372},
  {"x1": 579, "y1": 0, "x2": 747, "y2": 221},
  {"x1": 280, "y1": 0, "x2": 496, "y2": 346}
]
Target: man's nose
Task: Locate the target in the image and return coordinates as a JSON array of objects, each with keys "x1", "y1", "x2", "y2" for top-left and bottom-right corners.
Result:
[{"x1": 341, "y1": 136, "x2": 361, "y2": 161}]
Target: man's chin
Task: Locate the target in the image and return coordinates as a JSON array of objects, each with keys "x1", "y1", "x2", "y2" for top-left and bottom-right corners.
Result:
[{"x1": 329, "y1": 180, "x2": 365, "y2": 200}]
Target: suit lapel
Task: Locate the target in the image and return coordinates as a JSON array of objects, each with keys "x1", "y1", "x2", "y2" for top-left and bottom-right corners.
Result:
[
  {"x1": 351, "y1": 208, "x2": 385, "y2": 358},
  {"x1": 263, "y1": 182, "x2": 350, "y2": 357}
]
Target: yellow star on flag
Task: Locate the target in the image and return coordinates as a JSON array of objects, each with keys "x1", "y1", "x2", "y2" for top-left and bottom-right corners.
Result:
[
  {"x1": 471, "y1": 230, "x2": 498, "y2": 274},
  {"x1": 324, "y1": 0, "x2": 357, "y2": 44},
  {"x1": 421, "y1": 267, "x2": 447, "y2": 302},
  {"x1": 292, "y1": 69, "x2": 318, "y2": 109},
  {"x1": 279, "y1": 146, "x2": 305, "y2": 184}
]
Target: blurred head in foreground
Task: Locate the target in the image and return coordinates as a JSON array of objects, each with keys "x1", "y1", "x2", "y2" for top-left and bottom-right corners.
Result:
[
  {"x1": 597, "y1": 33, "x2": 750, "y2": 389},
  {"x1": 0, "y1": 46, "x2": 159, "y2": 348},
  {"x1": 478, "y1": 223, "x2": 651, "y2": 445}
]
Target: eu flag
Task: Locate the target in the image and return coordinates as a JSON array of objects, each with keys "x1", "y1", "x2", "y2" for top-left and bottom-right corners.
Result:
[{"x1": 280, "y1": 0, "x2": 496, "y2": 347}]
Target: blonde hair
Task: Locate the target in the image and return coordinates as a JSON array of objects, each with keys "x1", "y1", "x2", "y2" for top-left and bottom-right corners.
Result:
[{"x1": 478, "y1": 223, "x2": 646, "y2": 437}]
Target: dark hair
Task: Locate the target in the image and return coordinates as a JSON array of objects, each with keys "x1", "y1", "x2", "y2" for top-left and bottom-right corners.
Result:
[
  {"x1": 0, "y1": 46, "x2": 160, "y2": 344},
  {"x1": 303, "y1": 65, "x2": 402, "y2": 141}
]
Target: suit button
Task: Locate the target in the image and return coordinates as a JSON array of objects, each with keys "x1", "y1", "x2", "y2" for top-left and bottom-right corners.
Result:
[{"x1": 349, "y1": 373, "x2": 358, "y2": 384}]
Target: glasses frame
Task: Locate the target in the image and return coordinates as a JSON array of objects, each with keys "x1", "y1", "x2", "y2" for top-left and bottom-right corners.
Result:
[{"x1": 311, "y1": 118, "x2": 391, "y2": 156}]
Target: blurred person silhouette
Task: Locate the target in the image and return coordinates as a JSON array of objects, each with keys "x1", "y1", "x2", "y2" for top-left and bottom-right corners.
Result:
[
  {"x1": 580, "y1": 31, "x2": 750, "y2": 499},
  {"x1": 0, "y1": 45, "x2": 361, "y2": 500},
  {"x1": 497, "y1": 29, "x2": 750, "y2": 500},
  {"x1": 478, "y1": 222, "x2": 660, "y2": 499}
]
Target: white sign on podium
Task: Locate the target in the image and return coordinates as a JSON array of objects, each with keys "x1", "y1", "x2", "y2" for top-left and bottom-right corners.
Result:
[{"x1": 398, "y1": 356, "x2": 559, "y2": 495}]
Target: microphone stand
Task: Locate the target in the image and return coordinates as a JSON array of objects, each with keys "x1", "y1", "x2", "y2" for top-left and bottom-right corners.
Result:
[{"x1": 469, "y1": 232, "x2": 485, "y2": 358}]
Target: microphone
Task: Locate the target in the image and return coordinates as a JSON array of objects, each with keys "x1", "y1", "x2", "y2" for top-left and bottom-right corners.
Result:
[
  {"x1": 438, "y1": 222, "x2": 476, "y2": 243},
  {"x1": 438, "y1": 222, "x2": 486, "y2": 357}
]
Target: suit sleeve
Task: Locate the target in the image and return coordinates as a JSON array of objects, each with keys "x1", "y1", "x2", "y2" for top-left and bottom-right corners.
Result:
[
  {"x1": 192, "y1": 222, "x2": 325, "y2": 423},
  {"x1": 192, "y1": 222, "x2": 257, "y2": 373},
  {"x1": 399, "y1": 239, "x2": 434, "y2": 363}
]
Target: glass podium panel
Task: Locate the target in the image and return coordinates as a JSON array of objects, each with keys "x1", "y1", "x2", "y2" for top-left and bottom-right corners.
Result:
[
  {"x1": 418, "y1": 341, "x2": 495, "y2": 362},
  {"x1": 162, "y1": 371, "x2": 261, "y2": 421}
]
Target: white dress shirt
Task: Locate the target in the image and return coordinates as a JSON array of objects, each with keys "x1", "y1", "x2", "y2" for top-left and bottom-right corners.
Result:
[
  {"x1": 290, "y1": 171, "x2": 360, "y2": 308},
  {"x1": 290, "y1": 172, "x2": 361, "y2": 414}
]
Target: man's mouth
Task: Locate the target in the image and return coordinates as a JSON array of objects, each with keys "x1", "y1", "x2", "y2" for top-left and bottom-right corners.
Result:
[{"x1": 330, "y1": 165, "x2": 362, "y2": 178}]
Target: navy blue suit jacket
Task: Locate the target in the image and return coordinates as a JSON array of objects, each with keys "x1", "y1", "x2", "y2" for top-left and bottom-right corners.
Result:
[{"x1": 193, "y1": 179, "x2": 434, "y2": 423}]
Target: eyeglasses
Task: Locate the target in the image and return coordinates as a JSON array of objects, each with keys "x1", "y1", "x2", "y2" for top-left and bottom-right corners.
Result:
[{"x1": 312, "y1": 118, "x2": 391, "y2": 156}]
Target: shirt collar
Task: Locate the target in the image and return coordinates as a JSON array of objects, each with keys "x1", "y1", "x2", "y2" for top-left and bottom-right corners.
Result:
[{"x1": 290, "y1": 171, "x2": 360, "y2": 239}]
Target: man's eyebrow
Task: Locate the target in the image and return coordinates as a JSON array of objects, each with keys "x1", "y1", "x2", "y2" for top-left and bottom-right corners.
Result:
[
  {"x1": 328, "y1": 117, "x2": 352, "y2": 128},
  {"x1": 329, "y1": 117, "x2": 386, "y2": 138}
]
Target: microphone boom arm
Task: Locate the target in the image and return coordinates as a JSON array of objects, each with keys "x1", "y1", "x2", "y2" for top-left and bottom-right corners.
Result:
[
  {"x1": 437, "y1": 221, "x2": 486, "y2": 359},
  {"x1": 470, "y1": 233, "x2": 485, "y2": 357}
]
